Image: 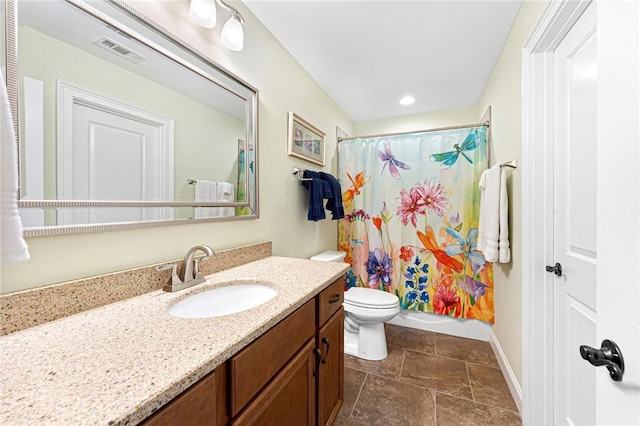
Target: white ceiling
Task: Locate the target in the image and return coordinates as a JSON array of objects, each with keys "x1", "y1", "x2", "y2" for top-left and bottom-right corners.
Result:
[
  {"x1": 244, "y1": 0, "x2": 523, "y2": 123},
  {"x1": 19, "y1": 0, "x2": 247, "y2": 119}
]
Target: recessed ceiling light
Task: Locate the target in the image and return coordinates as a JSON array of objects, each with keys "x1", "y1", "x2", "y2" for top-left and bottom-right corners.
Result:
[{"x1": 399, "y1": 96, "x2": 415, "y2": 106}]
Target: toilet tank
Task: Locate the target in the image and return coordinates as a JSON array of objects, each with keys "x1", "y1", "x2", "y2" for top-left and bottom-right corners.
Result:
[{"x1": 310, "y1": 251, "x2": 346, "y2": 262}]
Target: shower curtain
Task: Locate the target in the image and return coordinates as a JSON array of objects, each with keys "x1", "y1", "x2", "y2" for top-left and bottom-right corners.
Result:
[
  {"x1": 235, "y1": 139, "x2": 254, "y2": 216},
  {"x1": 338, "y1": 126, "x2": 494, "y2": 323}
]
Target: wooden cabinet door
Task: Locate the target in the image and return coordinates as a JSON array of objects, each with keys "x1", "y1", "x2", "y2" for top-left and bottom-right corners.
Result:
[
  {"x1": 142, "y1": 363, "x2": 227, "y2": 426},
  {"x1": 317, "y1": 307, "x2": 344, "y2": 426},
  {"x1": 229, "y1": 300, "x2": 315, "y2": 416},
  {"x1": 231, "y1": 340, "x2": 316, "y2": 426}
]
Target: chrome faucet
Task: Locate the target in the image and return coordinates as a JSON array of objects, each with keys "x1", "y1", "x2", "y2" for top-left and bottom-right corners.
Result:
[{"x1": 157, "y1": 245, "x2": 214, "y2": 292}]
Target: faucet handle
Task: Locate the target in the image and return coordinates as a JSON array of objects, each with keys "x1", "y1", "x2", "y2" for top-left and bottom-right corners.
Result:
[
  {"x1": 156, "y1": 263, "x2": 182, "y2": 292},
  {"x1": 192, "y1": 254, "x2": 210, "y2": 278},
  {"x1": 156, "y1": 263, "x2": 178, "y2": 273}
]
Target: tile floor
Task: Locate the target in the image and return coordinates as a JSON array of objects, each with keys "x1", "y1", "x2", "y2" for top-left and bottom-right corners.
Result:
[{"x1": 335, "y1": 324, "x2": 521, "y2": 426}]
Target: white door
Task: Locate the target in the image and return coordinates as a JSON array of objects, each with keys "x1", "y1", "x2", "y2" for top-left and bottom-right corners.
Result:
[
  {"x1": 595, "y1": 0, "x2": 639, "y2": 423},
  {"x1": 69, "y1": 103, "x2": 162, "y2": 224},
  {"x1": 552, "y1": 1, "x2": 639, "y2": 425},
  {"x1": 552, "y1": 3, "x2": 598, "y2": 424},
  {"x1": 523, "y1": 1, "x2": 639, "y2": 423},
  {"x1": 57, "y1": 82, "x2": 175, "y2": 226}
]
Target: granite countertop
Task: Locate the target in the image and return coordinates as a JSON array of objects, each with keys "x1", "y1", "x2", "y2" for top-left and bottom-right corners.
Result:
[{"x1": 0, "y1": 256, "x2": 349, "y2": 425}]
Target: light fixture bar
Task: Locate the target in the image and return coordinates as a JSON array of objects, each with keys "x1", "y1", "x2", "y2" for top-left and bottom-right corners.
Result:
[{"x1": 216, "y1": 0, "x2": 244, "y2": 24}]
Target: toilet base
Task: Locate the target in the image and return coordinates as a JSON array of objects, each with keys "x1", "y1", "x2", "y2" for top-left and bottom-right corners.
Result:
[{"x1": 344, "y1": 321, "x2": 389, "y2": 361}]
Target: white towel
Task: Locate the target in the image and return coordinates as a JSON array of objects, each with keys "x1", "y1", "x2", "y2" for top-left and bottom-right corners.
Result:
[
  {"x1": 477, "y1": 164, "x2": 510, "y2": 263},
  {"x1": 1, "y1": 78, "x2": 30, "y2": 263},
  {"x1": 194, "y1": 180, "x2": 218, "y2": 219},
  {"x1": 216, "y1": 182, "x2": 235, "y2": 217}
]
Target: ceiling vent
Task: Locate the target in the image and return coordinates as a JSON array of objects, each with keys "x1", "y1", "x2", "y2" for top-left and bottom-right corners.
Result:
[{"x1": 92, "y1": 37, "x2": 147, "y2": 64}]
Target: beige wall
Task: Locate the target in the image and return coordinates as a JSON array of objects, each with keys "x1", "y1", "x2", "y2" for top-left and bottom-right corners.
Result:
[
  {"x1": 354, "y1": 105, "x2": 478, "y2": 136},
  {"x1": 476, "y1": 0, "x2": 547, "y2": 387},
  {"x1": 1, "y1": 0, "x2": 354, "y2": 293}
]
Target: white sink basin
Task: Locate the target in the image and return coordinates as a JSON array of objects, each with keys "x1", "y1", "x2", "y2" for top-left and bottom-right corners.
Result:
[{"x1": 168, "y1": 284, "x2": 278, "y2": 318}]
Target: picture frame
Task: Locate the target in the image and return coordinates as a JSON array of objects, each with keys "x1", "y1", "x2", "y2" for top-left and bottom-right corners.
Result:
[{"x1": 287, "y1": 111, "x2": 326, "y2": 166}]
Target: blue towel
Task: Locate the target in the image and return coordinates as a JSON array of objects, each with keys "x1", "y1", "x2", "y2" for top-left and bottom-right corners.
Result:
[
  {"x1": 318, "y1": 172, "x2": 345, "y2": 220},
  {"x1": 301, "y1": 170, "x2": 331, "y2": 221}
]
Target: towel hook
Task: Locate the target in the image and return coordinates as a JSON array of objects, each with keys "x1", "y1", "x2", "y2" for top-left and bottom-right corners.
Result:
[
  {"x1": 499, "y1": 159, "x2": 518, "y2": 169},
  {"x1": 293, "y1": 167, "x2": 312, "y2": 181}
]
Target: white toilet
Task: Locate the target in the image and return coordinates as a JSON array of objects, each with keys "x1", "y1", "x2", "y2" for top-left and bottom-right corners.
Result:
[
  {"x1": 310, "y1": 251, "x2": 400, "y2": 361},
  {"x1": 343, "y1": 287, "x2": 400, "y2": 360}
]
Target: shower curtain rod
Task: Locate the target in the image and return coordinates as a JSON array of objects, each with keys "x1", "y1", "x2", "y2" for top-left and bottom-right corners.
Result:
[{"x1": 337, "y1": 120, "x2": 490, "y2": 142}]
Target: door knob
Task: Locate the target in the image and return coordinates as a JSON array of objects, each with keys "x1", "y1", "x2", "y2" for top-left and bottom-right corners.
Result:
[
  {"x1": 545, "y1": 262, "x2": 562, "y2": 276},
  {"x1": 579, "y1": 339, "x2": 625, "y2": 382}
]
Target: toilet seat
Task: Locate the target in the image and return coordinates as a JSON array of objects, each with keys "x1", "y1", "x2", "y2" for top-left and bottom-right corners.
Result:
[
  {"x1": 343, "y1": 302, "x2": 399, "y2": 321},
  {"x1": 344, "y1": 287, "x2": 399, "y2": 309}
]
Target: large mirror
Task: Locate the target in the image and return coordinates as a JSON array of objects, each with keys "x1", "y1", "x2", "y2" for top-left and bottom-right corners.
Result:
[{"x1": 4, "y1": 0, "x2": 258, "y2": 236}]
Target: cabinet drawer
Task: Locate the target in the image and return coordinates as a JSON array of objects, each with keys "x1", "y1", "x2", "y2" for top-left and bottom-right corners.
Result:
[
  {"x1": 229, "y1": 299, "x2": 315, "y2": 416},
  {"x1": 317, "y1": 277, "x2": 345, "y2": 326}
]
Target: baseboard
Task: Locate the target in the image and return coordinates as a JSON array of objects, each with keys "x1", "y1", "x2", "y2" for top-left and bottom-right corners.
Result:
[{"x1": 489, "y1": 328, "x2": 523, "y2": 415}]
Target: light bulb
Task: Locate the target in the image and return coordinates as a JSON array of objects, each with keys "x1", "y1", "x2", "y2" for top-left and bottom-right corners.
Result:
[
  {"x1": 221, "y1": 15, "x2": 244, "y2": 51},
  {"x1": 399, "y1": 96, "x2": 415, "y2": 106},
  {"x1": 195, "y1": 7, "x2": 209, "y2": 20},
  {"x1": 189, "y1": 0, "x2": 216, "y2": 28}
]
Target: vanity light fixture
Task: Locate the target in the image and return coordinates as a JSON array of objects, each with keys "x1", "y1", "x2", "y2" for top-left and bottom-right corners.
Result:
[
  {"x1": 220, "y1": 10, "x2": 245, "y2": 51},
  {"x1": 188, "y1": 0, "x2": 216, "y2": 28},
  {"x1": 399, "y1": 95, "x2": 415, "y2": 106},
  {"x1": 188, "y1": 0, "x2": 245, "y2": 51}
]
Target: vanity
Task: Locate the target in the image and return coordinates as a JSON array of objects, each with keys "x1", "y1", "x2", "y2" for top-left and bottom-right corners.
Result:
[
  {"x1": 145, "y1": 277, "x2": 344, "y2": 426},
  {"x1": 0, "y1": 256, "x2": 349, "y2": 425}
]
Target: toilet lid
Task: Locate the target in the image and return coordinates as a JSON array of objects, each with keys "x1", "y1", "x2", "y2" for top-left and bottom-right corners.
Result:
[{"x1": 344, "y1": 287, "x2": 399, "y2": 308}]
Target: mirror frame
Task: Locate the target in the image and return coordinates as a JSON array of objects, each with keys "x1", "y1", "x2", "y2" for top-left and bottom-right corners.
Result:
[{"x1": 4, "y1": 0, "x2": 259, "y2": 237}]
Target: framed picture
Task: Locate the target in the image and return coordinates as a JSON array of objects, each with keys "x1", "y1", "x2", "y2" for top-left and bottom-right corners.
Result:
[{"x1": 287, "y1": 112, "x2": 326, "y2": 166}]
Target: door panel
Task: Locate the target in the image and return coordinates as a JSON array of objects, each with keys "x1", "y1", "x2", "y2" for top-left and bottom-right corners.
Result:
[
  {"x1": 87, "y1": 119, "x2": 147, "y2": 224},
  {"x1": 553, "y1": 3, "x2": 597, "y2": 424},
  {"x1": 595, "y1": 0, "x2": 640, "y2": 423}
]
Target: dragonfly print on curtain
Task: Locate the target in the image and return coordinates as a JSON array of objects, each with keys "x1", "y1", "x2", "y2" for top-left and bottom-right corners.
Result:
[{"x1": 338, "y1": 126, "x2": 494, "y2": 323}]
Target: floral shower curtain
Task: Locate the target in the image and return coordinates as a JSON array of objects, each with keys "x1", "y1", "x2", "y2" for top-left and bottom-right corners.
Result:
[{"x1": 338, "y1": 126, "x2": 494, "y2": 323}]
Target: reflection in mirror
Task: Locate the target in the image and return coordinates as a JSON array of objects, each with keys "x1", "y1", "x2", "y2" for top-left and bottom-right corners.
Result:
[
  {"x1": 1, "y1": 5, "x2": 5, "y2": 78},
  {"x1": 6, "y1": 0, "x2": 258, "y2": 234}
]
